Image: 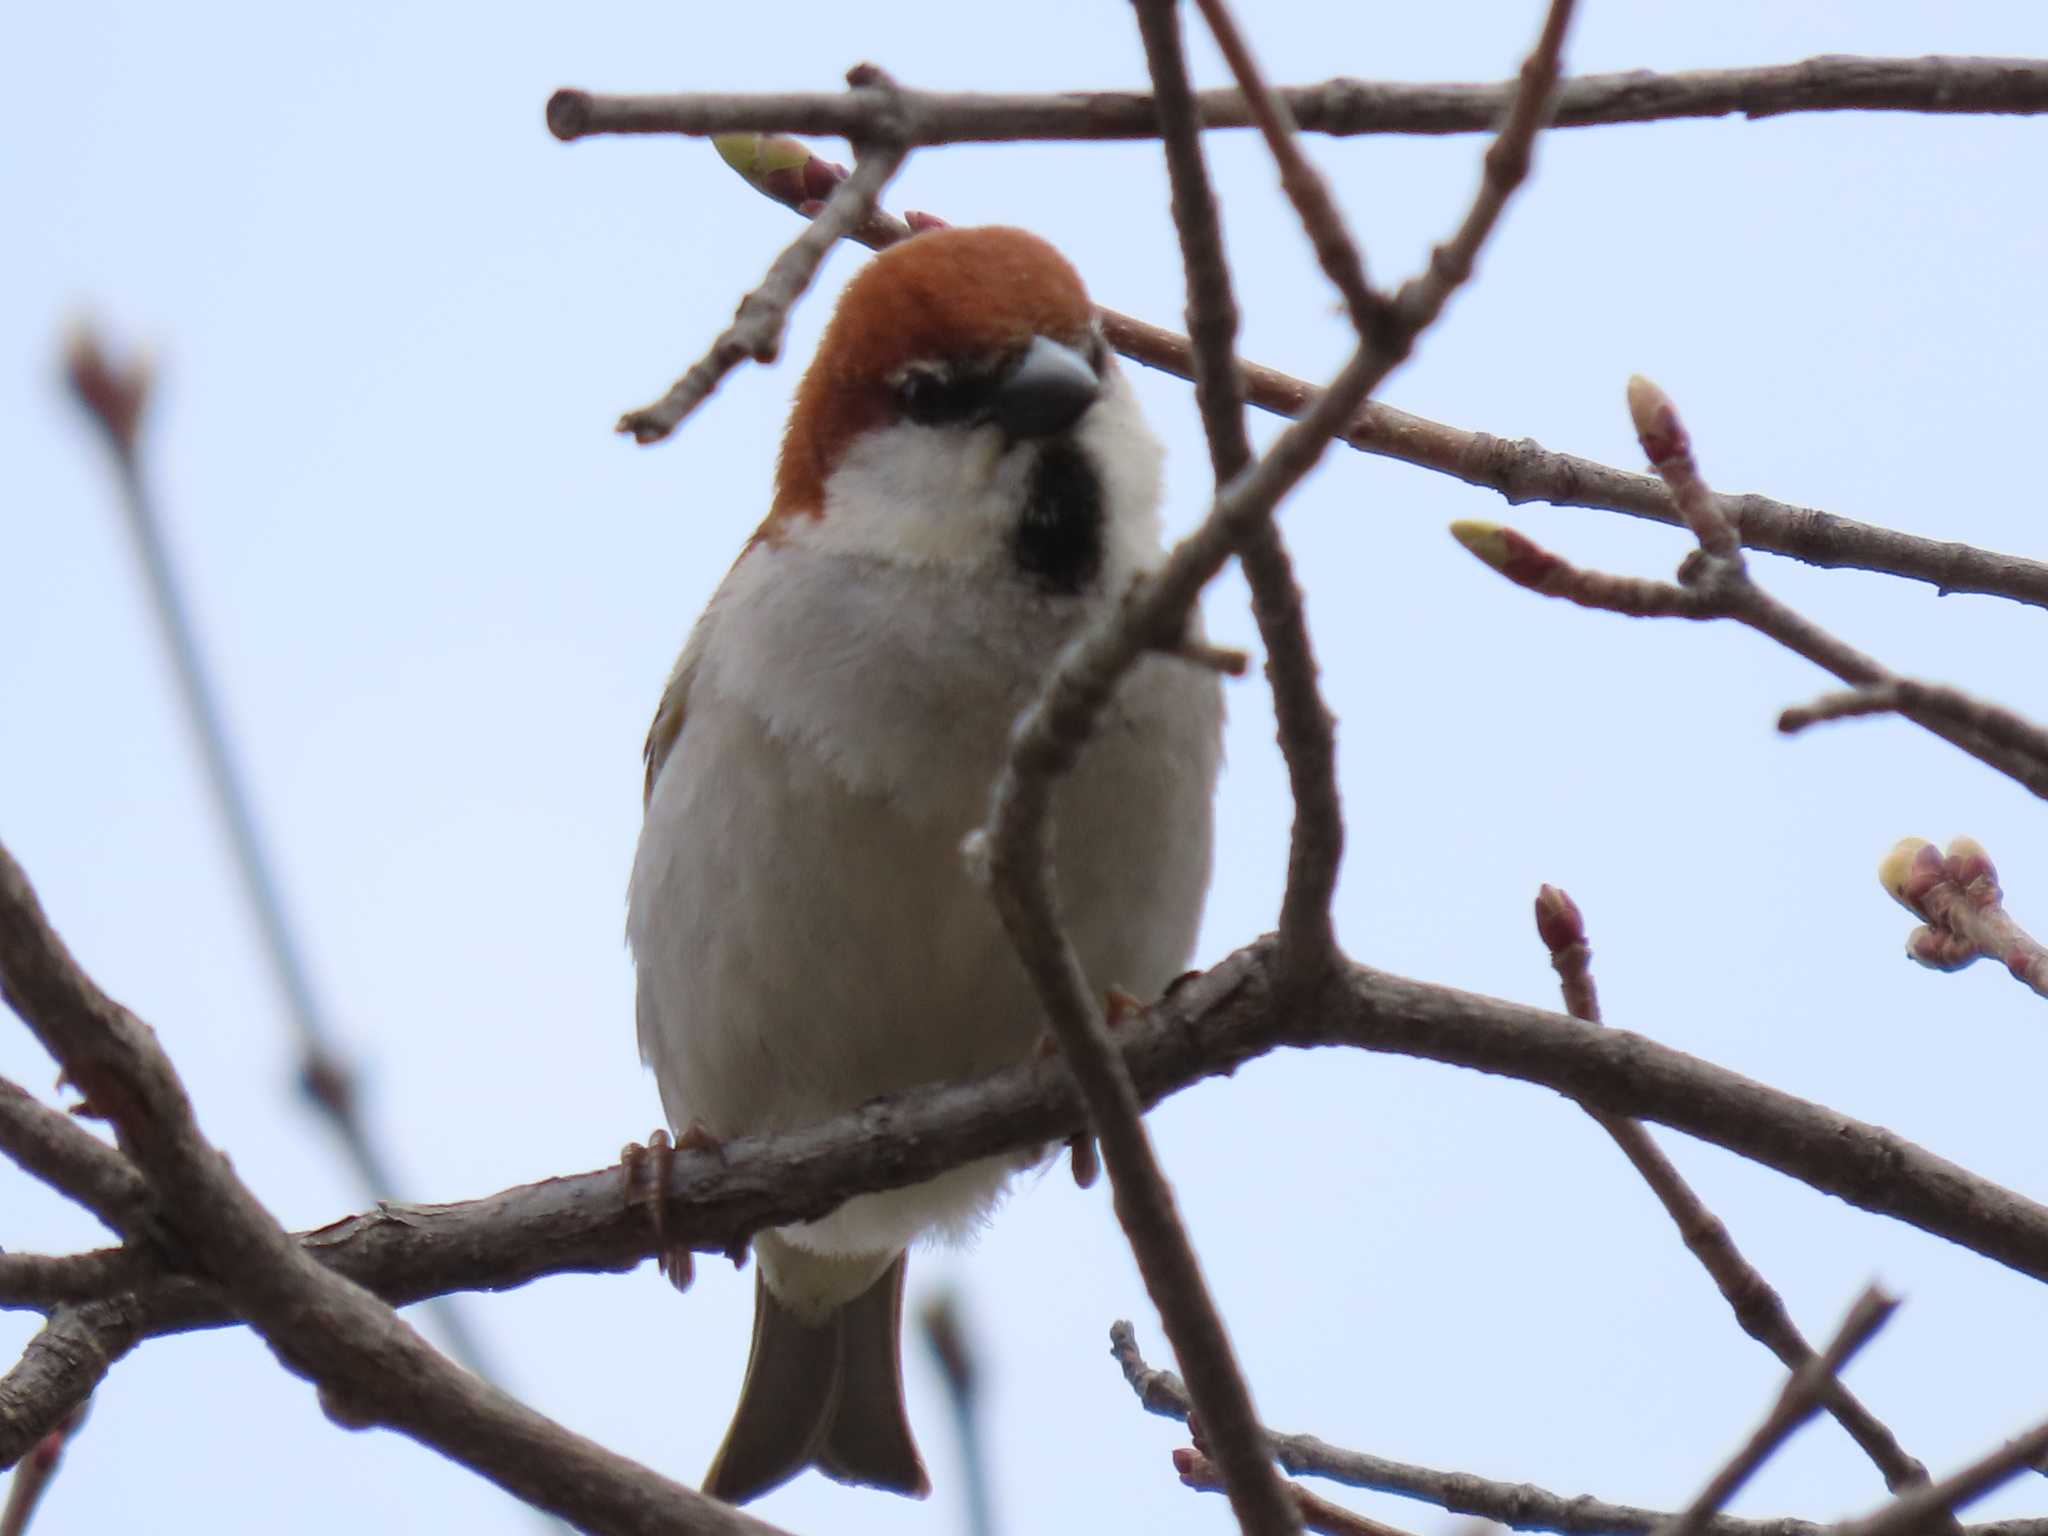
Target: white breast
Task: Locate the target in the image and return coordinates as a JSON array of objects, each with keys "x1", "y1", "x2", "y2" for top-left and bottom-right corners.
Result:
[{"x1": 628, "y1": 480, "x2": 1220, "y2": 1260}]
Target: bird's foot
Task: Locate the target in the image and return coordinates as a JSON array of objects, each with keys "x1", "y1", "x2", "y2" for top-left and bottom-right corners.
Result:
[
  {"x1": 621, "y1": 1122, "x2": 725, "y2": 1290},
  {"x1": 1040, "y1": 986, "x2": 1148, "y2": 1190}
]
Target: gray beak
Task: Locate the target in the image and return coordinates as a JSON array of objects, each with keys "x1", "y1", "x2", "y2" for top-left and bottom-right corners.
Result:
[{"x1": 990, "y1": 336, "x2": 1099, "y2": 440}]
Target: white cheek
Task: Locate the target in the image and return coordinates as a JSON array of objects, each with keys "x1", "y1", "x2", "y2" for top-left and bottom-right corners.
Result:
[
  {"x1": 806, "y1": 366, "x2": 1166, "y2": 581},
  {"x1": 809, "y1": 420, "x2": 1028, "y2": 569}
]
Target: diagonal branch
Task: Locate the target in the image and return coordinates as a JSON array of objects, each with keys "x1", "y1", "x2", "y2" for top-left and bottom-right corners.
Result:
[
  {"x1": 0, "y1": 837, "x2": 796, "y2": 1536},
  {"x1": 546, "y1": 56, "x2": 2048, "y2": 145},
  {"x1": 1653, "y1": 1287, "x2": 1897, "y2": 1536},
  {"x1": 0, "y1": 1078, "x2": 156, "y2": 1243},
  {"x1": 1533, "y1": 889, "x2": 1940, "y2": 1501},
  {"x1": 615, "y1": 64, "x2": 910, "y2": 445},
  {"x1": 1110, "y1": 1323, "x2": 2048, "y2": 1536}
]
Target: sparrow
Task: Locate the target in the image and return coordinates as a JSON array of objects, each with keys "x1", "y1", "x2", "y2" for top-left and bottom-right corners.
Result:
[{"x1": 626, "y1": 225, "x2": 1222, "y2": 1505}]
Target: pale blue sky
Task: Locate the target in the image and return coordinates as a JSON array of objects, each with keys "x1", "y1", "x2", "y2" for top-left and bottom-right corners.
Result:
[{"x1": 6, "y1": 4, "x2": 2048, "y2": 1534}]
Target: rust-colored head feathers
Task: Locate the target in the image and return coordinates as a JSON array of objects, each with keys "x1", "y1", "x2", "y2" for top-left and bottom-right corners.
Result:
[{"x1": 771, "y1": 226, "x2": 1098, "y2": 522}]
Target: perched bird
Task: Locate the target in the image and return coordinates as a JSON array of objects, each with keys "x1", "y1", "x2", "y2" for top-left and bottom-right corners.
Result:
[{"x1": 626, "y1": 225, "x2": 1222, "y2": 1505}]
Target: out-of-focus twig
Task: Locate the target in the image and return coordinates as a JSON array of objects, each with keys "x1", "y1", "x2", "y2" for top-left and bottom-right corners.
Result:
[
  {"x1": 918, "y1": 1291, "x2": 993, "y2": 1536},
  {"x1": 1451, "y1": 377, "x2": 2048, "y2": 800},
  {"x1": 1878, "y1": 837, "x2": 2048, "y2": 998},
  {"x1": 0, "y1": 1396, "x2": 86, "y2": 1536},
  {"x1": 1532, "y1": 888, "x2": 1939, "y2": 1501},
  {"x1": 1651, "y1": 1286, "x2": 1897, "y2": 1536},
  {"x1": 61, "y1": 325, "x2": 506, "y2": 1393}
]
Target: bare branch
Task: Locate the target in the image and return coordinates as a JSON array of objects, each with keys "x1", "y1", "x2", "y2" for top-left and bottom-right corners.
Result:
[
  {"x1": 1878, "y1": 837, "x2": 2048, "y2": 999},
  {"x1": 545, "y1": 55, "x2": 2048, "y2": 145},
  {"x1": 1152, "y1": 0, "x2": 1350, "y2": 990},
  {"x1": 1840, "y1": 1409, "x2": 2048, "y2": 1536},
  {"x1": 0, "y1": 1078, "x2": 155, "y2": 1243},
  {"x1": 615, "y1": 65, "x2": 911, "y2": 445},
  {"x1": 1533, "y1": 889, "x2": 1938, "y2": 1499},
  {"x1": 1452, "y1": 380, "x2": 2048, "y2": 800},
  {"x1": 0, "y1": 838, "x2": 801, "y2": 1535},
  {"x1": 1175, "y1": 1448, "x2": 1425, "y2": 1536},
  {"x1": 1654, "y1": 1287, "x2": 1897, "y2": 1536},
  {"x1": 0, "y1": 1394, "x2": 86, "y2": 1536},
  {"x1": 1779, "y1": 680, "x2": 2048, "y2": 777},
  {"x1": 1112, "y1": 1324, "x2": 2048, "y2": 1536},
  {"x1": 692, "y1": 127, "x2": 2048, "y2": 611},
  {"x1": 0, "y1": 1304, "x2": 137, "y2": 1474},
  {"x1": 971, "y1": 3, "x2": 1575, "y2": 1530}
]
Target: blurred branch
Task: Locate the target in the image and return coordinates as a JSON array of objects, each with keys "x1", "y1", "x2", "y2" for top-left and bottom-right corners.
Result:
[
  {"x1": 62, "y1": 324, "x2": 506, "y2": 1389},
  {"x1": 0, "y1": 1078, "x2": 156, "y2": 1243},
  {"x1": 971, "y1": 4, "x2": 1577, "y2": 1530},
  {"x1": 1111, "y1": 1323, "x2": 2048, "y2": 1536},
  {"x1": 1654, "y1": 1287, "x2": 1896, "y2": 1536},
  {"x1": 1878, "y1": 837, "x2": 2048, "y2": 998},
  {"x1": 669, "y1": 127, "x2": 2048, "y2": 611},
  {"x1": 0, "y1": 1304, "x2": 137, "y2": 1483},
  {"x1": 1175, "y1": 1448, "x2": 1424, "y2": 1536},
  {"x1": 1533, "y1": 888, "x2": 1941, "y2": 1501},
  {"x1": 0, "y1": 1389, "x2": 87, "y2": 1536},
  {"x1": 546, "y1": 55, "x2": 2048, "y2": 144}
]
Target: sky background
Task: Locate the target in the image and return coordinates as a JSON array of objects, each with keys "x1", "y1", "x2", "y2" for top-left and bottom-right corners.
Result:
[{"x1": 7, "y1": 3, "x2": 2048, "y2": 1534}]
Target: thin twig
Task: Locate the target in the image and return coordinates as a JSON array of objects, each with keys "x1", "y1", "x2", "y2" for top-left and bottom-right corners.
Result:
[
  {"x1": 1176, "y1": 1449, "x2": 1424, "y2": 1536},
  {"x1": 694, "y1": 128, "x2": 2048, "y2": 611},
  {"x1": 1150, "y1": 0, "x2": 1350, "y2": 991},
  {"x1": 918, "y1": 1293, "x2": 994, "y2": 1536},
  {"x1": 614, "y1": 64, "x2": 911, "y2": 445},
  {"x1": 1653, "y1": 1287, "x2": 1897, "y2": 1536},
  {"x1": 1533, "y1": 889, "x2": 1939, "y2": 1500},
  {"x1": 1878, "y1": 837, "x2": 2048, "y2": 998},
  {"x1": 0, "y1": 1396, "x2": 85, "y2": 1536},
  {"x1": 1452, "y1": 379, "x2": 2048, "y2": 800},
  {"x1": 545, "y1": 56, "x2": 2048, "y2": 145},
  {"x1": 1111, "y1": 1324, "x2": 2048, "y2": 1536},
  {"x1": 973, "y1": 3, "x2": 1575, "y2": 1530},
  {"x1": 1779, "y1": 680, "x2": 2048, "y2": 777},
  {"x1": 1189, "y1": 0, "x2": 1381, "y2": 330},
  {"x1": 1839, "y1": 1410, "x2": 2048, "y2": 1536}
]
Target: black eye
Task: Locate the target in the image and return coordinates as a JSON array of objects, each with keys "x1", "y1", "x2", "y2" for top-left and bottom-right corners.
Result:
[{"x1": 894, "y1": 368, "x2": 980, "y2": 426}]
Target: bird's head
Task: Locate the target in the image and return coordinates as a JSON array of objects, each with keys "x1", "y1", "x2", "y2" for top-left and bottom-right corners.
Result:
[{"x1": 764, "y1": 225, "x2": 1164, "y2": 596}]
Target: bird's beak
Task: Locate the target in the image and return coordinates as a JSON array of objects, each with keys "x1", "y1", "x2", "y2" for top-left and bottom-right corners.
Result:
[{"x1": 990, "y1": 336, "x2": 1099, "y2": 440}]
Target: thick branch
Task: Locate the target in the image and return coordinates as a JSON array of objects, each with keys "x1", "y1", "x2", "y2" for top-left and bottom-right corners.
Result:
[
  {"x1": 546, "y1": 56, "x2": 2048, "y2": 145},
  {"x1": 0, "y1": 839, "x2": 798, "y2": 1535}
]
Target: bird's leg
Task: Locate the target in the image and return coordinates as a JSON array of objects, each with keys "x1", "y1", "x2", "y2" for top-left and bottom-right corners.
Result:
[
  {"x1": 1042, "y1": 987, "x2": 1146, "y2": 1189},
  {"x1": 621, "y1": 1122, "x2": 726, "y2": 1290}
]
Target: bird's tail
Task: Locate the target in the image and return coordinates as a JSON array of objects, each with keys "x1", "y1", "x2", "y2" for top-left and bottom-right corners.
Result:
[{"x1": 702, "y1": 1250, "x2": 930, "y2": 1505}]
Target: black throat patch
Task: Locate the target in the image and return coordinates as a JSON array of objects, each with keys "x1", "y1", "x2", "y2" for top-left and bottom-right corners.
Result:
[{"x1": 1013, "y1": 441, "x2": 1105, "y2": 595}]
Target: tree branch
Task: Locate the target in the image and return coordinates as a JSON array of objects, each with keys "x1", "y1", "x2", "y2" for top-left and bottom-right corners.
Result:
[
  {"x1": 1533, "y1": 889, "x2": 1939, "y2": 1501},
  {"x1": 545, "y1": 56, "x2": 2048, "y2": 145},
  {"x1": 655, "y1": 122, "x2": 2048, "y2": 611},
  {"x1": 0, "y1": 837, "x2": 802, "y2": 1535},
  {"x1": 1110, "y1": 1322, "x2": 2048, "y2": 1536}
]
